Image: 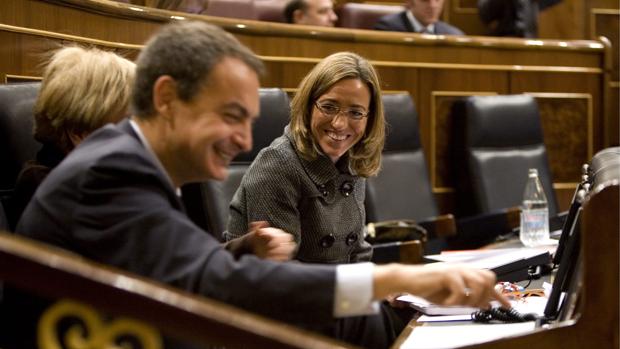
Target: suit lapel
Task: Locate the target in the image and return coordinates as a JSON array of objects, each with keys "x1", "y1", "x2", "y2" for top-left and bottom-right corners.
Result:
[
  {"x1": 400, "y1": 11, "x2": 415, "y2": 32},
  {"x1": 434, "y1": 22, "x2": 445, "y2": 34},
  {"x1": 118, "y1": 119, "x2": 187, "y2": 213}
]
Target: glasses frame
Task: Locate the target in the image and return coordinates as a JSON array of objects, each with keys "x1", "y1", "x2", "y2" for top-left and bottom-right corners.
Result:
[{"x1": 314, "y1": 101, "x2": 369, "y2": 121}]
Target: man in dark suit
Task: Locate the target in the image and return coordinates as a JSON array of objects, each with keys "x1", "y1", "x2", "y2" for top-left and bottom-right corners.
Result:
[
  {"x1": 10, "y1": 20, "x2": 506, "y2": 348},
  {"x1": 477, "y1": 0, "x2": 562, "y2": 38},
  {"x1": 374, "y1": 0, "x2": 464, "y2": 35}
]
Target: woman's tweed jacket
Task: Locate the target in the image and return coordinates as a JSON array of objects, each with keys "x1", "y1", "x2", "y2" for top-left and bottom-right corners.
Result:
[{"x1": 226, "y1": 126, "x2": 372, "y2": 263}]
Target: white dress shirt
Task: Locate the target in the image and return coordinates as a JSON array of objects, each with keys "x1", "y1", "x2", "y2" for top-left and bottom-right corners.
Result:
[{"x1": 407, "y1": 10, "x2": 436, "y2": 34}]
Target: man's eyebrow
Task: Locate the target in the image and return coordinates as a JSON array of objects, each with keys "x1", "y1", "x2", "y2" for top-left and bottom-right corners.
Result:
[{"x1": 222, "y1": 102, "x2": 249, "y2": 117}]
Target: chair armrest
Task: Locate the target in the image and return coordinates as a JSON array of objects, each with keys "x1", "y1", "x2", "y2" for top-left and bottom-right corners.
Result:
[
  {"x1": 418, "y1": 214, "x2": 457, "y2": 239},
  {"x1": 371, "y1": 240, "x2": 424, "y2": 264}
]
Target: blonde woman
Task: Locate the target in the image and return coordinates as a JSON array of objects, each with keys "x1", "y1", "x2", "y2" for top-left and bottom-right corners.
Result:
[
  {"x1": 9, "y1": 46, "x2": 135, "y2": 227},
  {"x1": 227, "y1": 52, "x2": 385, "y2": 264}
]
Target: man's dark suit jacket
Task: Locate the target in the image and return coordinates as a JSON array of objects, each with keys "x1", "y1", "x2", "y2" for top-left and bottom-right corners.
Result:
[
  {"x1": 477, "y1": 0, "x2": 562, "y2": 38},
  {"x1": 374, "y1": 11, "x2": 464, "y2": 35},
  {"x1": 14, "y1": 119, "x2": 337, "y2": 321},
  {"x1": 5, "y1": 119, "x2": 400, "y2": 349}
]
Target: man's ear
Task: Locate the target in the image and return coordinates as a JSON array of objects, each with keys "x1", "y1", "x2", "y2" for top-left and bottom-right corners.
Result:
[
  {"x1": 152, "y1": 75, "x2": 178, "y2": 118},
  {"x1": 293, "y1": 9, "x2": 306, "y2": 24}
]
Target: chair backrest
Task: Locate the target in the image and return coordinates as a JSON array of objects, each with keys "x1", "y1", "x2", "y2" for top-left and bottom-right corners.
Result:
[
  {"x1": 0, "y1": 83, "x2": 41, "y2": 193},
  {"x1": 0, "y1": 83, "x2": 41, "y2": 230},
  {"x1": 182, "y1": 88, "x2": 290, "y2": 238},
  {"x1": 365, "y1": 93, "x2": 438, "y2": 224},
  {"x1": 454, "y1": 94, "x2": 558, "y2": 216},
  {"x1": 0, "y1": 202, "x2": 7, "y2": 231},
  {"x1": 204, "y1": 0, "x2": 255, "y2": 19},
  {"x1": 254, "y1": 0, "x2": 287, "y2": 23},
  {"x1": 336, "y1": 3, "x2": 404, "y2": 29}
]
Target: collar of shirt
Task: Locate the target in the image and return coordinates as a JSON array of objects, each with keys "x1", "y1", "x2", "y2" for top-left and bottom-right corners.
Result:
[
  {"x1": 128, "y1": 118, "x2": 182, "y2": 197},
  {"x1": 406, "y1": 10, "x2": 435, "y2": 34}
]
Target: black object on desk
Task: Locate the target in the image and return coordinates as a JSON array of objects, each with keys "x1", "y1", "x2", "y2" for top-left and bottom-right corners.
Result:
[
  {"x1": 492, "y1": 251, "x2": 551, "y2": 283},
  {"x1": 425, "y1": 248, "x2": 552, "y2": 283}
]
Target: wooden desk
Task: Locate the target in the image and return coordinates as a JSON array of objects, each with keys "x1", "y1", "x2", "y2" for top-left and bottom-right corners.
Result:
[{"x1": 391, "y1": 182, "x2": 619, "y2": 349}]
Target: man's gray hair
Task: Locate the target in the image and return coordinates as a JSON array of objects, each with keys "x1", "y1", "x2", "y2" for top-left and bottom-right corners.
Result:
[{"x1": 132, "y1": 21, "x2": 265, "y2": 118}]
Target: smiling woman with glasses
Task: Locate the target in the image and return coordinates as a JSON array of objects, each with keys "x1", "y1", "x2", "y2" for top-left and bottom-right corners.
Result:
[
  {"x1": 226, "y1": 51, "x2": 385, "y2": 265},
  {"x1": 226, "y1": 52, "x2": 399, "y2": 345}
]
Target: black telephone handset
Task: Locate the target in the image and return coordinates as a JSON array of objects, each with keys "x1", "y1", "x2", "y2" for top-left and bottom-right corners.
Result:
[{"x1": 471, "y1": 307, "x2": 538, "y2": 323}]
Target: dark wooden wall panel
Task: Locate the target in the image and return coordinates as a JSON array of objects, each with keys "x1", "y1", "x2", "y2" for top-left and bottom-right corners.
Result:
[
  {"x1": 510, "y1": 72, "x2": 602, "y2": 150},
  {"x1": 592, "y1": 11, "x2": 619, "y2": 80},
  {"x1": 445, "y1": 0, "x2": 486, "y2": 36},
  {"x1": 534, "y1": 94, "x2": 592, "y2": 183}
]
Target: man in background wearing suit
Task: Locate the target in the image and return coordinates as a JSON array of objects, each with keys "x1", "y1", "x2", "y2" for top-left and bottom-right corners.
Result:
[
  {"x1": 9, "y1": 20, "x2": 507, "y2": 349},
  {"x1": 284, "y1": 0, "x2": 338, "y2": 27},
  {"x1": 477, "y1": 0, "x2": 562, "y2": 38},
  {"x1": 374, "y1": 0, "x2": 464, "y2": 35}
]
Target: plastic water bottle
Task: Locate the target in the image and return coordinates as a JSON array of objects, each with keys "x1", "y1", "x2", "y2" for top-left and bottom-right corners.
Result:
[{"x1": 520, "y1": 168, "x2": 550, "y2": 247}]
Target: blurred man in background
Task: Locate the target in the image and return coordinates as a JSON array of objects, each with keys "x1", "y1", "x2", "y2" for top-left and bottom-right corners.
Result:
[
  {"x1": 284, "y1": 0, "x2": 338, "y2": 27},
  {"x1": 374, "y1": 0, "x2": 463, "y2": 35},
  {"x1": 478, "y1": 0, "x2": 562, "y2": 38}
]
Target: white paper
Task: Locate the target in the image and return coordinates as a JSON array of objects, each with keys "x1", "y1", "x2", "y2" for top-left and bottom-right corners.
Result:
[
  {"x1": 400, "y1": 322, "x2": 537, "y2": 349},
  {"x1": 417, "y1": 314, "x2": 473, "y2": 322},
  {"x1": 397, "y1": 294, "x2": 479, "y2": 315},
  {"x1": 426, "y1": 247, "x2": 554, "y2": 270}
]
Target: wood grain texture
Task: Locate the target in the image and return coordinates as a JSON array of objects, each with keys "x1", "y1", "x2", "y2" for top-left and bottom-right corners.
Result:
[
  {"x1": 0, "y1": 232, "x2": 354, "y2": 349},
  {"x1": 0, "y1": 0, "x2": 610, "y2": 213}
]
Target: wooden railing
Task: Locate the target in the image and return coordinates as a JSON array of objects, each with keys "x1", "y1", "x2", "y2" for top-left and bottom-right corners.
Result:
[
  {"x1": 0, "y1": 231, "x2": 354, "y2": 348},
  {"x1": 0, "y1": 0, "x2": 614, "y2": 215}
]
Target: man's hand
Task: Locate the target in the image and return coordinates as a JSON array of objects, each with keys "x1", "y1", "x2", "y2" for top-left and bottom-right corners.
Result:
[
  {"x1": 373, "y1": 263, "x2": 511, "y2": 310},
  {"x1": 385, "y1": 293, "x2": 410, "y2": 308},
  {"x1": 246, "y1": 221, "x2": 296, "y2": 261}
]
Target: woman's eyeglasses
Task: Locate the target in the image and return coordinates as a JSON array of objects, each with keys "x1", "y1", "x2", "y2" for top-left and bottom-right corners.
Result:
[{"x1": 314, "y1": 101, "x2": 369, "y2": 121}]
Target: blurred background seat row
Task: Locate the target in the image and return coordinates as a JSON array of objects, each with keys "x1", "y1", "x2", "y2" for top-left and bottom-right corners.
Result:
[{"x1": 122, "y1": 0, "x2": 410, "y2": 29}]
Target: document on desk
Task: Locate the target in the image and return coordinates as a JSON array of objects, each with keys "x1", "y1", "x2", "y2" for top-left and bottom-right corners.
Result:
[
  {"x1": 424, "y1": 248, "x2": 554, "y2": 282},
  {"x1": 399, "y1": 322, "x2": 537, "y2": 349},
  {"x1": 397, "y1": 294, "x2": 479, "y2": 316},
  {"x1": 425, "y1": 247, "x2": 554, "y2": 270},
  {"x1": 399, "y1": 294, "x2": 549, "y2": 322}
]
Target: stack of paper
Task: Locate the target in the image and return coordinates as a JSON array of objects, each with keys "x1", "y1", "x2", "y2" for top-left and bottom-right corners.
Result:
[
  {"x1": 400, "y1": 322, "x2": 538, "y2": 349},
  {"x1": 425, "y1": 248, "x2": 552, "y2": 282},
  {"x1": 396, "y1": 293, "x2": 549, "y2": 323},
  {"x1": 396, "y1": 294, "x2": 479, "y2": 316}
]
